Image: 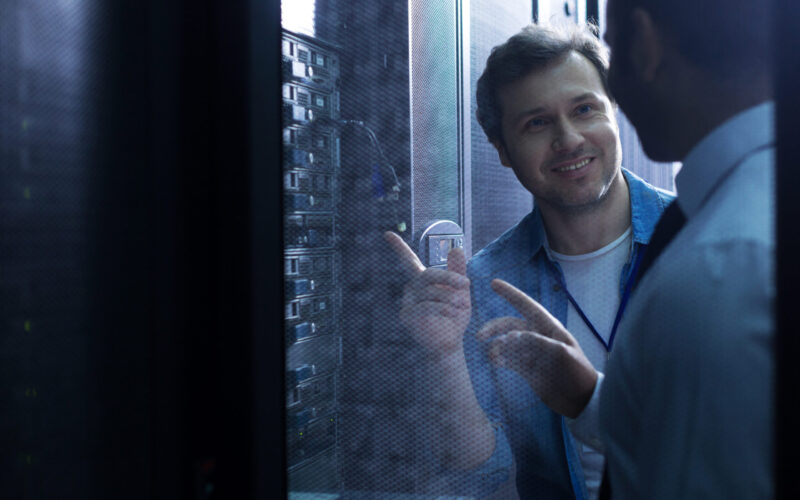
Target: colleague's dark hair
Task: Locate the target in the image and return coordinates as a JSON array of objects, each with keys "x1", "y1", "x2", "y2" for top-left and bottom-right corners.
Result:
[
  {"x1": 476, "y1": 23, "x2": 610, "y2": 145},
  {"x1": 608, "y1": 0, "x2": 770, "y2": 79}
]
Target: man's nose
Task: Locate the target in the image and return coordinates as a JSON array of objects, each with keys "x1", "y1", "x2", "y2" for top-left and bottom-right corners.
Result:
[{"x1": 551, "y1": 120, "x2": 584, "y2": 152}]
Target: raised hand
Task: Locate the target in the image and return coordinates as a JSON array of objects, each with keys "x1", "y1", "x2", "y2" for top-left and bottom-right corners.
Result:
[
  {"x1": 384, "y1": 231, "x2": 471, "y2": 356},
  {"x1": 477, "y1": 279, "x2": 598, "y2": 418}
]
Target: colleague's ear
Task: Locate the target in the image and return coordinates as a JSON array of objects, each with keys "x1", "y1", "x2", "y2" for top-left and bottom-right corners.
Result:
[
  {"x1": 630, "y1": 8, "x2": 663, "y2": 82},
  {"x1": 491, "y1": 140, "x2": 512, "y2": 167}
]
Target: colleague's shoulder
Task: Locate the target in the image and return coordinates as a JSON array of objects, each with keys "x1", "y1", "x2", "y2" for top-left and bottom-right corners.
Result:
[
  {"x1": 637, "y1": 155, "x2": 774, "y2": 312},
  {"x1": 692, "y1": 151, "x2": 774, "y2": 248}
]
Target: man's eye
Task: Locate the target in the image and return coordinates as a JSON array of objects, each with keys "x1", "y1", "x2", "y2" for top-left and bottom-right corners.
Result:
[
  {"x1": 576, "y1": 104, "x2": 593, "y2": 114},
  {"x1": 526, "y1": 118, "x2": 547, "y2": 128}
]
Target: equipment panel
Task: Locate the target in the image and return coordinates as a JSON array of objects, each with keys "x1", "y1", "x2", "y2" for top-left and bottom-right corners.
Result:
[
  {"x1": 282, "y1": 33, "x2": 340, "y2": 92},
  {"x1": 283, "y1": 127, "x2": 339, "y2": 172},
  {"x1": 283, "y1": 29, "x2": 342, "y2": 494}
]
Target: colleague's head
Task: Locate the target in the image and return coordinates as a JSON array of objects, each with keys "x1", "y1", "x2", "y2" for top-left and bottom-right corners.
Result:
[
  {"x1": 604, "y1": 0, "x2": 772, "y2": 161},
  {"x1": 476, "y1": 23, "x2": 623, "y2": 214}
]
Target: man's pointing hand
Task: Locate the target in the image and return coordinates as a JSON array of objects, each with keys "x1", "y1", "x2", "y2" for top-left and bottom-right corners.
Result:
[{"x1": 477, "y1": 279, "x2": 598, "y2": 418}]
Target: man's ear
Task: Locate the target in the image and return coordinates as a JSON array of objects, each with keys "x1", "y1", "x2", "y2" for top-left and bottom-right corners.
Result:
[
  {"x1": 491, "y1": 139, "x2": 512, "y2": 167},
  {"x1": 630, "y1": 8, "x2": 663, "y2": 82}
]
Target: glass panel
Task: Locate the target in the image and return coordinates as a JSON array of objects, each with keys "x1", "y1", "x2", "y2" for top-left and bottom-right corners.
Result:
[{"x1": 280, "y1": 1, "x2": 677, "y2": 498}]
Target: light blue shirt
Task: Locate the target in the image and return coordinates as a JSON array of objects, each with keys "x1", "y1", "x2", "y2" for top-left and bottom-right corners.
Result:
[
  {"x1": 446, "y1": 169, "x2": 673, "y2": 498},
  {"x1": 600, "y1": 102, "x2": 775, "y2": 498}
]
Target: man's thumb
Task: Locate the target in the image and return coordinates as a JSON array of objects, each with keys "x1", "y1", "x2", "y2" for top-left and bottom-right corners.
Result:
[{"x1": 447, "y1": 246, "x2": 467, "y2": 276}]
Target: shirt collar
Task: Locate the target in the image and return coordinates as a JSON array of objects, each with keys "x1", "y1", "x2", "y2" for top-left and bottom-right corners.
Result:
[
  {"x1": 676, "y1": 100, "x2": 775, "y2": 218},
  {"x1": 527, "y1": 168, "x2": 665, "y2": 260}
]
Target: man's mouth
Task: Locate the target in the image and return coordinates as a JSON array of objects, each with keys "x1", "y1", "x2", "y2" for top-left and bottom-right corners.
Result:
[{"x1": 553, "y1": 157, "x2": 592, "y2": 172}]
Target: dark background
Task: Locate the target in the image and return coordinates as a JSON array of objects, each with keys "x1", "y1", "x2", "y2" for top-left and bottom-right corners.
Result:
[{"x1": 0, "y1": 0, "x2": 283, "y2": 498}]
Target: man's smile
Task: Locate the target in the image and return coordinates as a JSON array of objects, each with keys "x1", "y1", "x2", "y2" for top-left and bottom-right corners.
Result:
[{"x1": 553, "y1": 157, "x2": 593, "y2": 172}]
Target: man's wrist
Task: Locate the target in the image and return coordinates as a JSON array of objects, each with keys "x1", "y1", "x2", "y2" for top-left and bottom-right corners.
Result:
[
  {"x1": 567, "y1": 372, "x2": 605, "y2": 451},
  {"x1": 571, "y1": 368, "x2": 599, "y2": 418},
  {"x1": 423, "y1": 343, "x2": 466, "y2": 367}
]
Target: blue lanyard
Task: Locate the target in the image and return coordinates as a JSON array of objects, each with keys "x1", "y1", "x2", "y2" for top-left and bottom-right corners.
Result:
[{"x1": 548, "y1": 246, "x2": 645, "y2": 352}]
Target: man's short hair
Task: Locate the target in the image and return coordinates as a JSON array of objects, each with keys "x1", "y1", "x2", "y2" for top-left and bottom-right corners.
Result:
[
  {"x1": 608, "y1": 0, "x2": 770, "y2": 79},
  {"x1": 476, "y1": 23, "x2": 610, "y2": 145}
]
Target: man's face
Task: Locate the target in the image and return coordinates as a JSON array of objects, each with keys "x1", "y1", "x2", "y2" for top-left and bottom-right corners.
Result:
[
  {"x1": 495, "y1": 51, "x2": 622, "y2": 212},
  {"x1": 604, "y1": 0, "x2": 671, "y2": 161}
]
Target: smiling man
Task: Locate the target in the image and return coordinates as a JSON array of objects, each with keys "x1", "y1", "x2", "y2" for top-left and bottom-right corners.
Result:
[{"x1": 386, "y1": 23, "x2": 672, "y2": 499}]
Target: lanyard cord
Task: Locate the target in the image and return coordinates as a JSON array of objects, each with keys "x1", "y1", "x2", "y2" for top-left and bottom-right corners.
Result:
[{"x1": 548, "y1": 246, "x2": 645, "y2": 352}]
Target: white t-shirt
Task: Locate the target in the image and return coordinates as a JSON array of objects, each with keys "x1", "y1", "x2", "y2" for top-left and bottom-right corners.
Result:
[{"x1": 547, "y1": 226, "x2": 633, "y2": 500}]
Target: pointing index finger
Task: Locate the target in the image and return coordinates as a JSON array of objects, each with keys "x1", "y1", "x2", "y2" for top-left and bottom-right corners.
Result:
[
  {"x1": 490, "y1": 278, "x2": 572, "y2": 344},
  {"x1": 384, "y1": 231, "x2": 426, "y2": 274}
]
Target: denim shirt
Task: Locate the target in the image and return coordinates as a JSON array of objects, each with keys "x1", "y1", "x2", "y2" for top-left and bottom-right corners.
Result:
[{"x1": 449, "y1": 169, "x2": 674, "y2": 498}]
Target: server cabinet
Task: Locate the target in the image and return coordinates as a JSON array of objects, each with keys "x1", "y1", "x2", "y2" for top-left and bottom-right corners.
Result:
[
  {"x1": 0, "y1": 3, "x2": 155, "y2": 497},
  {"x1": 776, "y1": 1, "x2": 800, "y2": 498},
  {"x1": 2, "y1": 0, "x2": 285, "y2": 497},
  {"x1": 282, "y1": 30, "x2": 344, "y2": 492},
  {"x1": 469, "y1": 0, "x2": 539, "y2": 253},
  {"x1": 281, "y1": 0, "x2": 471, "y2": 495}
]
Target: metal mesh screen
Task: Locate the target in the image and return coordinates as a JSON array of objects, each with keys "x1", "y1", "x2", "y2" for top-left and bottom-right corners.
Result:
[{"x1": 469, "y1": 0, "x2": 535, "y2": 255}]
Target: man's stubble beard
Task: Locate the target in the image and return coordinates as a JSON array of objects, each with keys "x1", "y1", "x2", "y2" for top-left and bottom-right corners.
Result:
[{"x1": 537, "y1": 162, "x2": 622, "y2": 216}]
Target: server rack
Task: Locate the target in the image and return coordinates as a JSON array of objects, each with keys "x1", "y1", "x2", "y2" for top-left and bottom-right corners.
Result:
[
  {"x1": 278, "y1": 1, "x2": 534, "y2": 496},
  {"x1": 282, "y1": 31, "x2": 344, "y2": 493}
]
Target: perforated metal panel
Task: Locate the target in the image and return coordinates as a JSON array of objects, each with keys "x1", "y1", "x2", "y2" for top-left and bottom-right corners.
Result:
[
  {"x1": 469, "y1": 0, "x2": 536, "y2": 254},
  {"x1": 409, "y1": 0, "x2": 462, "y2": 239}
]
